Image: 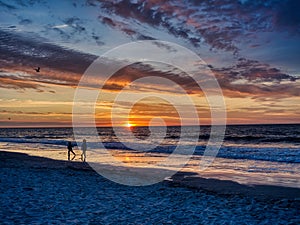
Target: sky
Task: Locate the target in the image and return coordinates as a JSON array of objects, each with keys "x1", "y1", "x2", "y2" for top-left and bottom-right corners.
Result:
[{"x1": 0, "y1": 0, "x2": 299, "y2": 127}]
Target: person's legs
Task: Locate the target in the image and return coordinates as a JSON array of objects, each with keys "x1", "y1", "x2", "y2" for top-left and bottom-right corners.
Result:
[
  {"x1": 83, "y1": 151, "x2": 86, "y2": 162},
  {"x1": 68, "y1": 150, "x2": 70, "y2": 161},
  {"x1": 71, "y1": 154, "x2": 76, "y2": 161}
]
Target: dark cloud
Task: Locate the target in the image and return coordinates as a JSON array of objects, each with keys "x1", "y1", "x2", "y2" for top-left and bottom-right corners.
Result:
[
  {"x1": 0, "y1": 1, "x2": 16, "y2": 10},
  {"x1": 101, "y1": 58, "x2": 298, "y2": 99},
  {"x1": 19, "y1": 19, "x2": 32, "y2": 25},
  {"x1": 101, "y1": 62, "x2": 207, "y2": 95},
  {"x1": 214, "y1": 58, "x2": 298, "y2": 83},
  {"x1": 121, "y1": 27, "x2": 136, "y2": 36},
  {"x1": 151, "y1": 41, "x2": 178, "y2": 53},
  {"x1": 98, "y1": 0, "x2": 300, "y2": 54},
  {"x1": 50, "y1": 27, "x2": 71, "y2": 40},
  {"x1": 0, "y1": 29, "x2": 95, "y2": 72},
  {"x1": 100, "y1": 16, "x2": 155, "y2": 39},
  {"x1": 92, "y1": 34, "x2": 104, "y2": 46},
  {"x1": 101, "y1": 17, "x2": 117, "y2": 27},
  {"x1": 0, "y1": 29, "x2": 96, "y2": 89},
  {"x1": 100, "y1": 0, "x2": 205, "y2": 48},
  {"x1": 64, "y1": 17, "x2": 86, "y2": 33},
  {"x1": 136, "y1": 34, "x2": 156, "y2": 40},
  {"x1": 212, "y1": 58, "x2": 300, "y2": 98}
]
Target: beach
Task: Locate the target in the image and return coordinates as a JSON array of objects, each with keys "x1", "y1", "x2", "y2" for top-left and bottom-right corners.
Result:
[{"x1": 1, "y1": 149, "x2": 299, "y2": 224}]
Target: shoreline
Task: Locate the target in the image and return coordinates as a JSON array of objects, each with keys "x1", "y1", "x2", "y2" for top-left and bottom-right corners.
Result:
[
  {"x1": 1, "y1": 150, "x2": 300, "y2": 200},
  {"x1": 169, "y1": 172, "x2": 300, "y2": 201}
]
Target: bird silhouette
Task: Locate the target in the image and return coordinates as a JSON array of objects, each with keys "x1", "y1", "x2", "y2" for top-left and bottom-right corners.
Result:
[{"x1": 34, "y1": 67, "x2": 40, "y2": 72}]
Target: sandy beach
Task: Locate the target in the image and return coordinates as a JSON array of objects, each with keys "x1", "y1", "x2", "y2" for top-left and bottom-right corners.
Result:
[{"x1": 1, "y1": 149, "x2": 299, "y2": 224}]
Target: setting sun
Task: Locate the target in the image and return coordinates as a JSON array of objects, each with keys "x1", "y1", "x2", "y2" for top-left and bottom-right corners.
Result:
[{"x1": 126, "y1": 122, "x2": 135, "y2": 128}]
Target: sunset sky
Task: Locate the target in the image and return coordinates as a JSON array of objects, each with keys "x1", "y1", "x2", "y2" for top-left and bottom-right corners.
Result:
[{"x1": 0, "y1": 0, "x2": 299, "y2": 127}]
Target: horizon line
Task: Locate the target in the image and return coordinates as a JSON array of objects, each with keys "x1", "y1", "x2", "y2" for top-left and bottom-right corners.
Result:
[{"x1": 1, "y1": 122, "x2": 300, "y2": 129}]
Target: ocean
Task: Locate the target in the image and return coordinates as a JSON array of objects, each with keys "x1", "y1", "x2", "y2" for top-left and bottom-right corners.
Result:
[{"x1": 0, "y1": 124, "x2": 299, "y2": 187}]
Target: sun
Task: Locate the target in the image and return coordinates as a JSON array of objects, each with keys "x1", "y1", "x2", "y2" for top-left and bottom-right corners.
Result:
[{"x1": 126, "y1": 122, "x2": 135, "y2": 128}]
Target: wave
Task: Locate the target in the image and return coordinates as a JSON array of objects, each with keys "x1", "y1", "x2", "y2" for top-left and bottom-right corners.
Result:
[
  {"x1": 0, "y1": 137, "x2": 299, "y2": 163},
  {"x1": 223, "y1": 135, "x2": 300, "y2": 143},
  {"x1": 0, "y1": 137, "x2": 69, "y2": 146}
]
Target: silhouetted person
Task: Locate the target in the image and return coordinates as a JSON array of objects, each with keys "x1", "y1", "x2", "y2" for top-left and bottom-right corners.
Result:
[
  {"x1": 34, "y1": 67, "x2": 40, "y2": 72},
  {"x1": 67, "y1": 141, "x2": 76, "y2": 161},
  {"x1": 81, "y1": 139, "x2": 87, "y2": 162}
]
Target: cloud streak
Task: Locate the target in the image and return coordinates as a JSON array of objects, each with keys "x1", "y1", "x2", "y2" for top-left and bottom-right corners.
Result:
[
  {"x1": 0, "y1": 28, "x2": 97, "y2": 89},
  {"x1": 212, "y1": 58, "x2": 299, "y2": 98}
]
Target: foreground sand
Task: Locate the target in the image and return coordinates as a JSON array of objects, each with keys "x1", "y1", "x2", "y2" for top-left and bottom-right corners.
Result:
[{"x1": 0, "y1": 150, "x2": 300, "y2": 224}]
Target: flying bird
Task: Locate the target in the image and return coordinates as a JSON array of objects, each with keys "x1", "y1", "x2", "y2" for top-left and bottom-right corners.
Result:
[{"x1": 34, "y1": 67, "x2": 40, "y2": 72}]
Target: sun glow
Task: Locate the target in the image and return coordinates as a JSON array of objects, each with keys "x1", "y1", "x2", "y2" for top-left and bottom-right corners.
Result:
[{"x1": 126, "y1": 122, "x2": 135, "y2": 128}]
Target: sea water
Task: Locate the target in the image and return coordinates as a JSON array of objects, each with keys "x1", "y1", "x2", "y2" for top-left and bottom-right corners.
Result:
[{"x1": 0, "y1": 124, "x2": 299, "y2": 187}]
